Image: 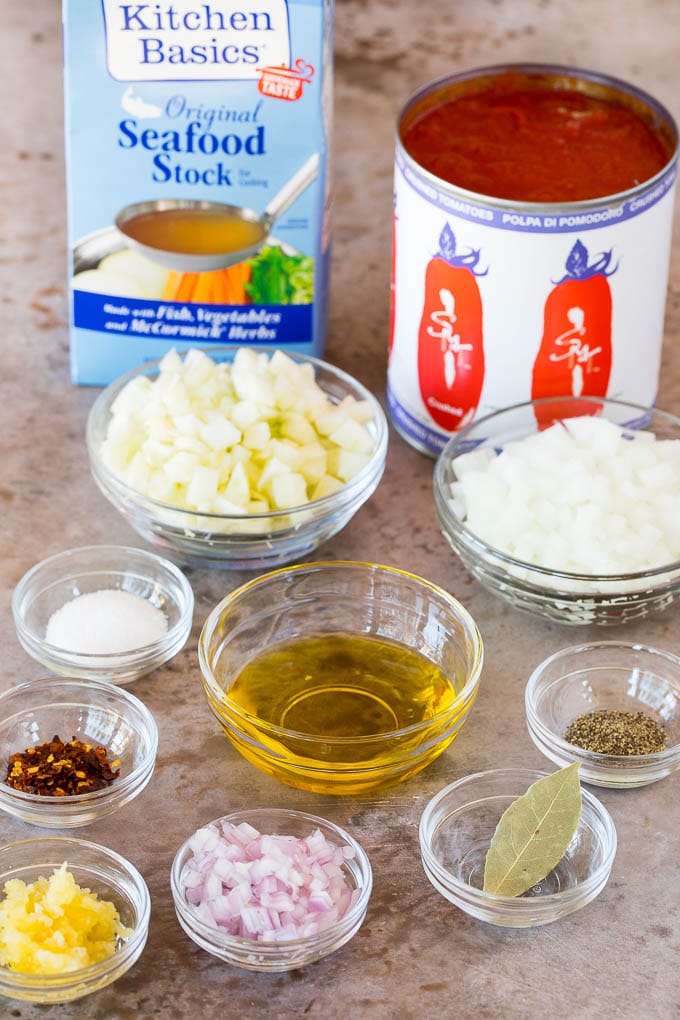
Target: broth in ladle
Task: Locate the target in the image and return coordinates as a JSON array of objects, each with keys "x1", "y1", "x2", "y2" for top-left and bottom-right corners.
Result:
[{"x1": 120, "y1": 207, "x2": 268, "y2": 257}]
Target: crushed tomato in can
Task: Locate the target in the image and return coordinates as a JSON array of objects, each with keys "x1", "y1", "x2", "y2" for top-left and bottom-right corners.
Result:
[{"x1": 388, "y1": 64, "x2": 679, "y2": 456}]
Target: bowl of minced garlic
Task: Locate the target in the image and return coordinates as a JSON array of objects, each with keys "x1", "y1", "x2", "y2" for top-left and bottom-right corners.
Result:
[{"x1": 0, "y1": 837, "x2": 150, "y2": 1003}]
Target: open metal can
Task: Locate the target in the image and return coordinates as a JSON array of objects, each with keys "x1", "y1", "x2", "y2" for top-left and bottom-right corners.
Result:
[{"x1": 387, "y1": 64, "x2": 679, "y2": 455}]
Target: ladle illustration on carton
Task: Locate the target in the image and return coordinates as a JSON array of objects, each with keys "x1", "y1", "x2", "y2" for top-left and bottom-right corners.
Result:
[{"x1": 115, "y1": 152, "x2": 320, "y2": 273}]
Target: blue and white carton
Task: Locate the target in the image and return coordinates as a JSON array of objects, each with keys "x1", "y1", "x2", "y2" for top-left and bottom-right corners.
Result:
[{"x1": 63, "y1": 0, "x2": 333, "y2": 384}]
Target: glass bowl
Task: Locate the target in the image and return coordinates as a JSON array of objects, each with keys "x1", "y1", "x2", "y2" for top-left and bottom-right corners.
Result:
[
  {"x1": 0, "y1": 677, "x2": 158, "y2": 827},
  {"x1": 525, "y1": 641, "x2": 680, "y2": 788},
  {"x1": 12, "y1": 545, "x2": 194, "y2": 684},
  {"x1": 86, "y1": 348, "x2": 388, "y2": 569},
  {"x1": 199, "y1": 561, "x2": 483, "y2": 795},
  {"x1": 170, "y1": 808, "x2": 372, "y2": 973},
  {"x1": 0, "y1": 836, "x2": 150, "y2": 1003},
  {"x1": 419, "y1": 768, "x2": 617, "y2": 928},
  {"x1": 433, "y1": 397, "x2": 680, "y2": 625}
]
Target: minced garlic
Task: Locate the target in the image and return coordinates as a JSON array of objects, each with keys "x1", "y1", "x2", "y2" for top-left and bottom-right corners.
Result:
[{"x1": 0, "y1": 862, "x2": 130, "y2": 974}]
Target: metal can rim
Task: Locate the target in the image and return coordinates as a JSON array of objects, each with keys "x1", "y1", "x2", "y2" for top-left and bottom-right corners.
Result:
[{"x1": 395, "y1": 62, "x2": 679, "y2": 212}]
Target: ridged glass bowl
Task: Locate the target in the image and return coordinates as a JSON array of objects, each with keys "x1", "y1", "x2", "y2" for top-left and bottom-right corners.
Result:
[
  {"x1": 419, "y1": 768, "x2": 617, "y2": 927},
  {"x1": 198, "y1": 561, "x2": 484, "y2": 795},
  {"x1": 12, "y1": 545, "x2": 194, "y2": 684},
  {"x1": 0, "y1": 677, "x2": 158, "y2": 828},
  {"x1": 525, "y1": 641, "x2": 680, "y2": 788},
  {"x1": 433, "y1": 397, "x2": 680, "y2": 625},
  {"x1": 86, "y1": 348, "x2": 388, "y2": 569},
  {"x1": 0, "y1": 837, "x2": 150, "y2": 1003},
  {"x1": 170, "y1": 808, "x2": 372, "y2": 972}
]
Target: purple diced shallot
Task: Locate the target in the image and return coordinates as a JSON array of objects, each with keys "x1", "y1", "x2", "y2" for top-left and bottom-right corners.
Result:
[{"x1": 179, "y1": 819, "x2": 359, "y2": 943}]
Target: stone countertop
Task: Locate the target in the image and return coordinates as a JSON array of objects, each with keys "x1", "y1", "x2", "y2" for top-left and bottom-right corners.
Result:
[{"x1": 2, "y1": 1, "x2": 680, "y2": 1017}]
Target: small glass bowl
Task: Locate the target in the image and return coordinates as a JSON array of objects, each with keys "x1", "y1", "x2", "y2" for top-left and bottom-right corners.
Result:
[
  {"x1": 199, "y1": 561, "x2": 483, "y2": 795},
  {"x1": 433, "y1": 397, "x2": 680, "y2": 625},
  {"x1": 0, "y1": 677, "x2": 158, "y2": 827},
  {"x1": 0, "y1": 836, "x2": 150, "y2": 1003},
  {"x1": 170, "y1": 808, "x2": 372, "y2": 972},
  {"x1": 525, "y1": 641, "x2": 680, "y2": 788},
  {"x1": 12, "y1": 544, "x2": 194, "y2": 684},
  {"x1": 419, "y1": 768, "x2": 617, "y2": 928},
  {"x1": 86, "y1": 348, "x2": 388, "y2": 569}
]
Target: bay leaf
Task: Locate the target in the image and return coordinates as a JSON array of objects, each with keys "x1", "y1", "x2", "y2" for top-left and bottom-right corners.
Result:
[{"x1": 482, "y1": 763, "x2": 582, "y2": 897}]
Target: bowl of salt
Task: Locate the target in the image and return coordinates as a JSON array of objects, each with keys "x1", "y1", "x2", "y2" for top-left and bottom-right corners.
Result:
[{"x1": 12, "y1": 545, "x2": 194, "y2": 684}]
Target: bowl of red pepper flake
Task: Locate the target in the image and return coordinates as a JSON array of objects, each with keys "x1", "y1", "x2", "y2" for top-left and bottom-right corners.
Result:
[
  {"x1": 0, "y1": 677, "x2": 158, "y2": 827},
  {"x1": 6, "y1": 735, "x2": 121, "y2": 798}
]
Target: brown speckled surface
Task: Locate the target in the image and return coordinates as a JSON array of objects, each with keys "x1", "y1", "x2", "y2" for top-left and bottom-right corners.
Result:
[{"x1": 2, "y1": 1, "x2": 680, "y2": 1017}]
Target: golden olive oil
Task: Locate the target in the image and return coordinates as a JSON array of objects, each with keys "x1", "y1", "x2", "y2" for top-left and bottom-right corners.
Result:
[
  {"x1": 227, "y1": 632, "x2": 459, "y2": 738},
  {"x1": 220, "y1": 632, "x2": 473, "y2": 794}
]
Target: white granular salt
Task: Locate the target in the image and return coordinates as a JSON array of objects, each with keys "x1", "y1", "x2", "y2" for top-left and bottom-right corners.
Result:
[{"x1": 45, "y1": 589, "x2": 168, "y2": 655}]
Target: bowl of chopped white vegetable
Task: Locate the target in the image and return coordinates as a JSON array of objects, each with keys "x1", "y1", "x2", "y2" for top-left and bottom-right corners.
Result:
[
  {"x1": 170, "y1": 807, "x2": 372, "y2": 972},
  {"x1": 86, "y1": 347, "x2": 388, "y2": 568},
  {"x1": 433, "y1": 396, "x2": 680, "y2": 625}
]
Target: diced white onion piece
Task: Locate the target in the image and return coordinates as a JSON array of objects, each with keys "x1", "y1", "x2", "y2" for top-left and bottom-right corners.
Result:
[
  {"x1": 99, "y1": 348, "x2": 376, "y2": 515},
  {"x1": 448, "y1": 416, "x2": 680, "y2": 575}
]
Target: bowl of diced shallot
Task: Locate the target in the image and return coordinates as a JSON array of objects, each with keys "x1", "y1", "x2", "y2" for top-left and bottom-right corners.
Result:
[
  {"x1": 86, "y1": 347, "x2": 388, "y2": 569},
  {"x1": 433, "y1": 397, "x2": 680, "y2": 625},
  {"x1": 170, "y1": 808, "x2": 372, "y2": 972}
]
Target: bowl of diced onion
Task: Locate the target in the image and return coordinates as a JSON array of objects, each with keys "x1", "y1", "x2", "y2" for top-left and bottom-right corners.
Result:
[
  {"x1": 86, "y1": 347, "x2": 388, "y2": 569},
  {"x1": 433, "y1": 397, "x2": 680, "y2": 625},
  {"x1": 170, "y1": 808, "x2": 372, "y2": 972}
]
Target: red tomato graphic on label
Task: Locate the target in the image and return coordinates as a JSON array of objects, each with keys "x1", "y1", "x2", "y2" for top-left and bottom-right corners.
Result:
[
  {"x1": 531, "y1": 239, "x2": 616, "y2": 426},
  {"x1": 417, "y1": 224, "x2": 486, "y2": 432}
]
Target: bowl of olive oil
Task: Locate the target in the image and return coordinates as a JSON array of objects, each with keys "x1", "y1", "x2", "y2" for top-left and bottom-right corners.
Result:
[{"x1": 198, "y1": 561, "x2": 483, "y2": 795}]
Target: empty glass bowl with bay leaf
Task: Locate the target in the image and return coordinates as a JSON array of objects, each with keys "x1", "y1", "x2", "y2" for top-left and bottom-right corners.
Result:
[{"x1": 419, "y1": 768, "x2": 617, "y2": 927}]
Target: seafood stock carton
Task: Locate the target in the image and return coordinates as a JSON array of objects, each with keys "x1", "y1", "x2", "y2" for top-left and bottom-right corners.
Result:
[{"x1": 62, "y1": 0, "x2": 333, "y2": 384}]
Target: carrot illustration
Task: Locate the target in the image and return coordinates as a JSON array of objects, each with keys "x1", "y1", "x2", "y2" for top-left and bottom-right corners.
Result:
[
  {"x1": 161, "y1": 270, "x2": 182, "y2": 301},
  {"x1": 531, "y1": 239, "x2": 616, "y2": 426},
  {"x1": 159, "y1": 264, "x2": 252, "y2": 305},
  {"x1": 416, "y1": 223, "x2": 487, "y2": 433}
]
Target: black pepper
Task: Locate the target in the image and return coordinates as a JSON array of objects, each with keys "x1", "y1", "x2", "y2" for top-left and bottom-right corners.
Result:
[{"x1": 564, "y1": 709, "x2": 667, "y2": 755}]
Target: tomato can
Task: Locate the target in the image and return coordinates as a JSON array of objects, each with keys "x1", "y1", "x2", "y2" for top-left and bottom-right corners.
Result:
[{"x1": 387, "y1": 64, "x2": 679, "y2": 455}]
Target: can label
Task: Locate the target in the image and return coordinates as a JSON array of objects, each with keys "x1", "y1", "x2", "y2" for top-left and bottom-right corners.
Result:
[{"x1": 388, "y1": 147, "x2": 678, "y2": 455}]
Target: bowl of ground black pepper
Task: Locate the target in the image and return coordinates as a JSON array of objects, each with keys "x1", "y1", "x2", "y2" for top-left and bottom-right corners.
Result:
[
  {"x1": 525, "y1": 642, "x2": 680, "y2": 788},
  {"x1": 0, "y1": 677, "x2": 158, "y2": 827}
]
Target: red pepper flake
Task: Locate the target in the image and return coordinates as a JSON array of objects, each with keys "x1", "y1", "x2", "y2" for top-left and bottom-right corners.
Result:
[{"x1": 5, "y1": 735, "x2": 121, "y2": 796}]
